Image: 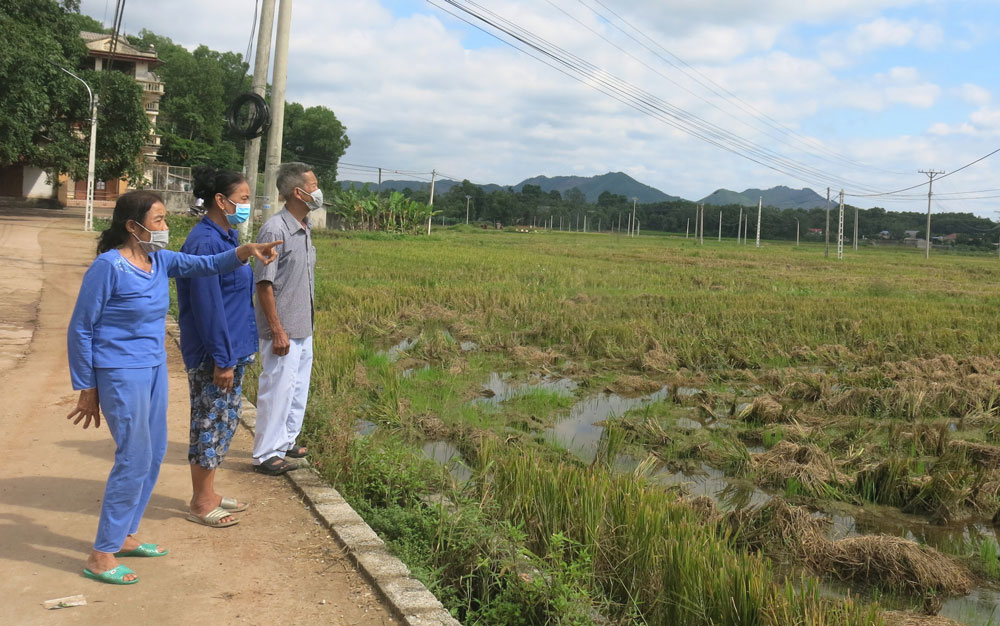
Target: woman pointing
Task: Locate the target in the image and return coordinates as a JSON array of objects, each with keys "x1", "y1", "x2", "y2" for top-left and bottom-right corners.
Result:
[{"x1": 66, "y1": 190, "x2": 280, "y2": 585}]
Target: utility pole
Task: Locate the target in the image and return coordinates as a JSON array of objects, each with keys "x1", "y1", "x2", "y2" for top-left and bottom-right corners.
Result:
[
  {"x1": 853, "y1": 205, "x2": 859, "y2": 250},
  {"x1": 995, "y1": 212, "x2": 1000, "y2": 260},
  {"x1": 919, "y1": 169, "x2": 944, "y2": 259},
  {"x1": 686, "y1": 218, "x2": 689, "y2": 238},
  {"x1": 631, "y1": 197, "x2": 637, "y2": 238},
  {"x1": 744, "y1": 214, "x2": 749, "y2": 245},
  {"x1": 755, "y1": 196, "x2": 762, "y2": 248},
  {"x1": 240, "y1": 0, "x2": 275, "y2": 240},
  {"x1": 378, "y1": 168, "x2": 383, "y2": 197},
  {"x1": 824, "y1": 187, "x2": 830, "y2": 258},
  {"x1": 718, "y1": 211, "x2": 722, "y2": 241},
  {"x1": 84, "y1": 93, "x2": 98, "y2": 232},
  {"x1": 700, "y1": 204, "x2": 705, "y2": 245},
  {"x1": 426, "y1": 169, "x2": 435, "y2": 235},
  {"x1": 795, "y1": 218, "x2": 800, "y2": 246},
  {"x1": 737, "y1": 207, "x2": 742, "y2": 244},
  {"x1": 837, "y1": 190, "x2": 845, "y2": 260},
  {"x1": 465, "y1": 195, "x2": 471, "y2": 224},
  {"x1": 261, "y1": 0, "x2": 292, "y2": 223},
  {"x1": 52, "y1": 64, "x2": 97, "y2": 232}
]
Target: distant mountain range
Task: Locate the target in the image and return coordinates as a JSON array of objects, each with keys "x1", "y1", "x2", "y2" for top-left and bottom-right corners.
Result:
[
  {"x1": 338, "y1": 172, "x2": 828, "y2": 209},
  {"x1": 698, "y1": 186, "x2": 829, "y2": 210},
  {"x1": 513, "y1": 173, "x2": 682, "y2": 204}
]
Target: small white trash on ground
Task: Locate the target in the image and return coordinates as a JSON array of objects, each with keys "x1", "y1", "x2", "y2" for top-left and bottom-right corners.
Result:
[{"x1": 42, "y1": 595, "x2": 86, "y2": 610}]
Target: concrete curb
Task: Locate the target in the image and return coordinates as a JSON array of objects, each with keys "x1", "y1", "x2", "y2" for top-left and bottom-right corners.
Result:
[{"x1": 165, "y1": 317, "x2": 461, "y2": 626}]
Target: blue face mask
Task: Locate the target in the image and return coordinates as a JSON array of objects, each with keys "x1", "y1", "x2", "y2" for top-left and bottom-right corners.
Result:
[{"x1": 225, "y1": 197, "x2": 252, "y2": 225}]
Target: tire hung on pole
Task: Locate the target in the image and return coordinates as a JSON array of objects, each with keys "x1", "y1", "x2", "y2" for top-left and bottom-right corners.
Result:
[{"x1": 226, "y1": 93, "x2": 271, "y2": 139}]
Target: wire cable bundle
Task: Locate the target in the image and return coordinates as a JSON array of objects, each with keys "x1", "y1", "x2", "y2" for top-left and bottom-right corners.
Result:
[{"x1": 226, "y1": 93, "x2": 271, "y2": 139}]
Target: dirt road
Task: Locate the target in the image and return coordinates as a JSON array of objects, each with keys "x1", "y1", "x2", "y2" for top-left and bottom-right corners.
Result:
[{"x1": 0, "y1": 207, "x2": 397, "y2": 626}]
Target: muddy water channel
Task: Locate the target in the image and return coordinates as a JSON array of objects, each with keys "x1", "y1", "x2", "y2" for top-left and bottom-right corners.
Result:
[{"x1": 407, "y1": 372, "x2": 1000, "y2": 624}]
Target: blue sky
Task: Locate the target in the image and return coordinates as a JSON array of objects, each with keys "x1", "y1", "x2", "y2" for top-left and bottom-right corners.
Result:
[{"x1": 79, "y1": 0, "x2": 1000, "y2": 214}]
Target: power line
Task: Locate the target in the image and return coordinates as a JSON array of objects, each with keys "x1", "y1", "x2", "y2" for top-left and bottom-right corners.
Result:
[
  {"x1": 575, "y1": 0, "x2": 908, "y2": 177},
  {"x1": 846, "y1": 146, "x2": 1000, "y2": 198},
  {"x1": 427, "y1": 0, "x2": 895, "y2": 195},
  {"x1": 240, "y1": 0, "x2": 260, "y2": 92}
]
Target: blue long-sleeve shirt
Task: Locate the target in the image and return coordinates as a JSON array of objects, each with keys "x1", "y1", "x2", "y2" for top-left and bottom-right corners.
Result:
[
  {"x1": 176, "y1": 218, "x2": 258, "y2": 370},
  {"x1": 67, "y1": 248, "x2": 244, "y2": 390}
]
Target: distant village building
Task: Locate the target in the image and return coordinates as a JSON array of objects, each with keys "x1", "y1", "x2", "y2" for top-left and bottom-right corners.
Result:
[
  {"x1": 0, "y1": 32, "x2": 162, "y2": 206},
  {"x1": 878, "y1": 230, "x2": 891, "y2": 239},
  {"x1": 59, "y1": 32, "x2": 164, "y2": 207},
  {"x1": 808, "y1": 227, "x2": 823, "y2": 235}
]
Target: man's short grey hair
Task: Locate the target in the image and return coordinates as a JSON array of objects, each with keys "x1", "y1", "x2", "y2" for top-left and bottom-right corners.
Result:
[{"x1": 276, "y1": 162, "x2": 315, "y2": 201}]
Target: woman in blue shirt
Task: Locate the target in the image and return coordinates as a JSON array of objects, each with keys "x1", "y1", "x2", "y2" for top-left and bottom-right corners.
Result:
[
  {"x1": 66, "y1": 190, "x2": 280, "y2": 585},
  {"x1": 177, "y1": 167, "x2": 257, "y2": 529}
]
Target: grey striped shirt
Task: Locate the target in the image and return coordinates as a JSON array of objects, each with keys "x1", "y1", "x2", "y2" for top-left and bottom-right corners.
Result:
[{"x1": 253, "y1": 208, "x2": 316, "y2": 339}]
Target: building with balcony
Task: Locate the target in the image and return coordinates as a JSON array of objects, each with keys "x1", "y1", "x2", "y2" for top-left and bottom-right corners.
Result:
[
  {"x1": 57, "y1": 32, "x2": 164, "y2": 207},
  {"x1": 1, "y1": 31, "x2": 165, "y2": 207}
]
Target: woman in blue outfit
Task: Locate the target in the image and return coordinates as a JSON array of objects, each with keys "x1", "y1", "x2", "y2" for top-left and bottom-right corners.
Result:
[
  {"x1": 177, "y1": 167, "x2": 257, "y2": 529},
  {"x1": 66, "y1": 190, "x2": 281, "y2": 585}
]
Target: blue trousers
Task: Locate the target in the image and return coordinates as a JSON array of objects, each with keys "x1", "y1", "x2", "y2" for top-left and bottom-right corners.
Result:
[{"x1": 93, "y1": 364, "x2": 168, "y2": 553}]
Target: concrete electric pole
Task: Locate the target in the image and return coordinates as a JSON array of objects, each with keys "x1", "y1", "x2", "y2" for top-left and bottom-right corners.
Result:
[
  {"x1": 919, "y1": 169, "x2": 944, "y2": 259},
  {"x1": 837, "y1": 190, "x2": 845, "y2": 260},
  {"x1": 825, "y1": 187, "x2": 830, "y2": 258},
  {"x1": 426, "y1": 169, "x2": 435, "y2": 235},
  {"x1": 261, "y1": 0, "x2": 292, "y2": 223},
  {"x1": 755, "y1": 197, "x2": 762, "y2": 248},
  {"x1": 240, "y1": 0, "x2": 275, "y2": 240}
]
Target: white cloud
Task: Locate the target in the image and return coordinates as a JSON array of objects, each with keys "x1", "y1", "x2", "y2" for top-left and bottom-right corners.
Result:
[
  {"x1": 955, "y1": 83, "x2": 992, "y2": 106},
  {"x1": 819, "y1": 17, "x2": 943, "y2": 68}
]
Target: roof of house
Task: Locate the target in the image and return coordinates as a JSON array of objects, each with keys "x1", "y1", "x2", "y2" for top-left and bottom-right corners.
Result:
[{"x1": 80, "y1": 31, "x2": 161, "y2": 66}]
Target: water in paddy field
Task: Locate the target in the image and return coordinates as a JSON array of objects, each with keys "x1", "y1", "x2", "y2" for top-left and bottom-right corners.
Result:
[
  {"x1": 941, "y1": 587, "x2": 1000, "y2": 625},
  {"x1": 381, "y1": 336, "x2": 418, "y2": 362},
  {"x1": 421, "y1": 440, "x2": 472, "y2": 483},
  {"x1": 541, "y1": 387, "x2": 669, "y2": 462},
  {"x1": 647, "y1": 460, "x2": 771, "y2": 510},
  {"x1": 820, "y1": 502, "x2": 1000, "y2": 625},
  {"x1": 472, "y1": 372, "x2": 579, "y2": 405}
]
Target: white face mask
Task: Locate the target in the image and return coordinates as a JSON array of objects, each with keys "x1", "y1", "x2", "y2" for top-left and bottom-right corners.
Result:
[
  {"x1": 296, "y1": 186, "x2": 324, "y2": 211},
  {"x1": 132, "y1": 222, "x2": 170, "y2": 253}
]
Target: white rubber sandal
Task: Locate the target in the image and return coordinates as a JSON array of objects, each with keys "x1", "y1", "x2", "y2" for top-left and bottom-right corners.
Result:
[{"x1": 186, "y1": 506, "x2": 239, "y2": 528}]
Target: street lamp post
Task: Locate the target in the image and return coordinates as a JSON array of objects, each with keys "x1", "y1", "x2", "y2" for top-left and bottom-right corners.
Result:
[{"x1": 53, "y1": 64, "x2": 97, "y2": 232}]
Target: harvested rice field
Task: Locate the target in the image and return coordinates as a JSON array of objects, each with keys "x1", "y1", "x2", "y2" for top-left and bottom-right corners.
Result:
[{"x1": 231, "y1": 224, "x2": 1000, "y2": 625}]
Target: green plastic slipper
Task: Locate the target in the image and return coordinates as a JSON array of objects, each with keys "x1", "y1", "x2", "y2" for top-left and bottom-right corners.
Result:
[
  {"x1": 83, "y1": 565, "x2": 139, "y2": 585},
  {"x1": 114, "y1": 543, "x2": 168, "y2": 558},
  {"x1": 220, "y1": 497, "x2": 248, "y2": 513}
]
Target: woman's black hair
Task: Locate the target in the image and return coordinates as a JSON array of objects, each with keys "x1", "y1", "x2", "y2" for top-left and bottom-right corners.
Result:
[
  {"x1": 97, "y1": 190, "x2": 164, "y2": 255},
  {"x1": 192, "y1": 166, "x2": 247, "y2": 205}
]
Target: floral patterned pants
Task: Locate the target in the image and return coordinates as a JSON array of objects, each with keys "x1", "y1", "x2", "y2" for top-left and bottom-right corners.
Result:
[{"x1": 186, "y1": 358, "x2": 249, "y2": 469}]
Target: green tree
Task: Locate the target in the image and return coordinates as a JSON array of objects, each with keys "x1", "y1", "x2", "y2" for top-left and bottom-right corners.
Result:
[
  {"x1": 131, "y1": 31, "x2": 245, "y2": 169},
  {"x1": 281, "y1": 102, "x2": 350, "y2": 184},
  {"x1": 0, "y1": 0, "x2": 149, "y2": 181}
]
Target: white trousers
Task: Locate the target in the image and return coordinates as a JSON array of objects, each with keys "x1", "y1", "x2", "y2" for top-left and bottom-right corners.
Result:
[{"x1": 253, "y1": 335, "x2": 313, "y2": 464}]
